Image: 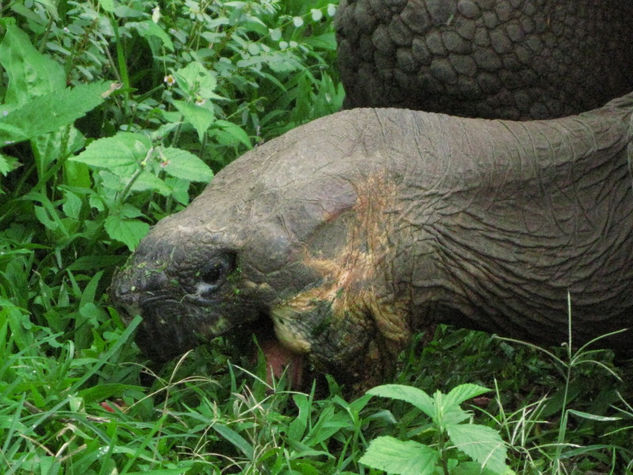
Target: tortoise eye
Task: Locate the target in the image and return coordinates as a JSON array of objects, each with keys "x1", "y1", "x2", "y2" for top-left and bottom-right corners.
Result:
[{"x1": 199, "y1": 253, "x2": 234, "y2": 289}]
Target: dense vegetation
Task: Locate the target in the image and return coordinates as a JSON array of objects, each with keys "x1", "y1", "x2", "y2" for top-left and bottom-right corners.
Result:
[{"x1": 1, "y1": 1, "x2": 632, "y2": 473}]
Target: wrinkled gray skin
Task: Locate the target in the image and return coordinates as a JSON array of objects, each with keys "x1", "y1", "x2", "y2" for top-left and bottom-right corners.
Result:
[
  {"x1": 336, "y1": 0, "x2": 633, "y2": 119},
  {"x1": 111, "y1": 93, "x2": 633, "y2": 391}
]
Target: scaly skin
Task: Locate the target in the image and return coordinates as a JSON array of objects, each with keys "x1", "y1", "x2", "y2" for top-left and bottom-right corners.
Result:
[
  {"x1": 111, "y1": 93, "x2": 633, "y2": 391},
  {"x1": 336, "y1": 0, "x2": 633, "y2": 119}
]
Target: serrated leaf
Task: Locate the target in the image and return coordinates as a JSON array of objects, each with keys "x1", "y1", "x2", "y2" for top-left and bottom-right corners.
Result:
[
  {"x1": 71, "y1": 132, "x2": 150, "y2": 170},
  {"x1": 446, "y1": 424, "x2": 508, "y2": 475},
  {"x1": 174, "y1": 62, "x2": 217, "y2": 99},
  {"x1": 0, "y1": 24, "x2": 65, "y2": 105},
  {"x1": 173, "y1": 100, "x2": 215, "y2": 142},
  {"x1": 160, "y1": 147, "x2": 213, "y2": 182},
  {"x1": 435, "y1": 384, "x2": 491, "y2": 426},
  {"x1": 445, "y1": 384, "x2": 491, "y2": 407},
  {"x1": 434, "y1": 390, "x2": 470, "y2": 426},
  {"x1": 0, "y1": 83, "x2": 111, "y2": 146},
  {"x1": 104, "y1": 216, "x2": 150, "y2": 250},
  {"x1": 367, "y1": 384, "x2": 435, "y2": 419},
  {"x1": 0, "y1": 153, "x2": 20, "y2": 176},
  {"x1": 359, "y1": 436, "x2": 438, "y2": 475},
  {"x1": 34, "y1": 126, "x2": 86, "y2": 171}
]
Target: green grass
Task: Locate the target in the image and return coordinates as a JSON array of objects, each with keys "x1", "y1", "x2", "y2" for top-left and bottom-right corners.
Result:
[{"x1": 1, "y1": 1, "x2": 632, "y2": 473}]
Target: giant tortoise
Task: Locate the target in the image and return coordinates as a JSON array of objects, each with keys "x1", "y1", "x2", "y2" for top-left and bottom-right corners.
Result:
[
  {"x1": 111, "y1": 0, "x2": 633, "y2": 391},
  {"x1": 111, "y1": 89, "x2": 633, "y2": 391}
]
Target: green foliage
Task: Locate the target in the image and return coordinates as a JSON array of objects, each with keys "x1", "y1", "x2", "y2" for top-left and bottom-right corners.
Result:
[
  {"x1": 360, "y1": 383, "x2": 511, "y2": 475},
  {"x1": 0, "y1": 0, "x2": 344, "y2": 472},
  {"x1": 1, "y1": 0, "x2": 632, "y2": 473}
]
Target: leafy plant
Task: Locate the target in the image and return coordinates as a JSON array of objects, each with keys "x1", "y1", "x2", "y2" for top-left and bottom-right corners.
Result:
[
  {"x1": 494, "y1": 294, "x2": 630, "y2": 473},
  {"x1": 1, "y1": 0, "x2": 633, "y2": 473},
  {"x1": 360, "y1": 383, "x2": 511, "y2": 475}
]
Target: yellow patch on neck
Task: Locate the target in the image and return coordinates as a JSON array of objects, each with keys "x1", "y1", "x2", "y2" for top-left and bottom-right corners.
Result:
[{"x1": 269, "y1": 172, "x2": 413, "y2": 356}]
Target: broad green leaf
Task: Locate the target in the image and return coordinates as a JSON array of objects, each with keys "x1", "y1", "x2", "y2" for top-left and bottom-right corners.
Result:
[
  {"x1": 367, "y1": 384, "x2": 435, "y2": 419},
  {"x1": 98, "y1": 0, "x2": 115, "y2": 12},
  {"x1": 359, "y1": 436, "x2": 438, "y2": 475},
  {"x1": 71, "y1": 132, "x2": 151, "y2": 170},
  {"x1": 446, "y1": 423, "x2": 508, "y2": 475},
  {"x1": 119, "y1": 204, "x2": 143, "y2": 219},
  {"x1": 0, "y1": 83, "x2": 111, "y2": 146},
  {"x1": 130, "y1": 170, "x2": 172, "y2": 195},
  {"x1": 0, "y1": 24, "x2": 65, "y2": 105},
  {"x1": 33, "y1": 126, "x2": 86, "y2": 177},
  {"x1": 173, "y1": 100, "x2": 215, "y2": 142},
  {"x1": 165, "y1": 177, "x2": 190, "y2": 205},
  {"x1": 174, "y1": 62, "x2": 217, "y2": 99},
  {"x1": 128, "y1": 20, "x2": 174, "y2": 51},
  {"x1": 104, "y1": 215, "x2": 150, "y2": 250},
  {"x1": 160, "y1": 147, "x2": 213, "y2": 183},
  {"x1": 62, "y1": 190, "x2": 82, "y2": 219},
  {"x1": 434, "y1": 390, "x2": 470, "y2": 426},
  {"x1": 437, "y1": 384, "x2": 490, "y2": 426},
  {"x1": 445, "y1": 384, "x2": 491, "y2": 407},
  {"x1": 64, "y1": 160, "x2": 91, "y2": 188},
  {"x1": 213, "y1": 120, "x2": 252, "y2": 149}
]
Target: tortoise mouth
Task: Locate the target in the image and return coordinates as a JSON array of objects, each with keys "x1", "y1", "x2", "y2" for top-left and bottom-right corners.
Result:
[
  {"x1": 124, "y1": 303, "x2": 306, "y2": 388},
  {"x1": 243, "y1": 314, "x2": 306, "y2": 388}
]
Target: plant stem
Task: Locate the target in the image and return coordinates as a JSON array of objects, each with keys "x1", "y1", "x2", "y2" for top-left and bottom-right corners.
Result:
[{"x1": 437, "y1": 430, "x2": 450, "y2": 475}]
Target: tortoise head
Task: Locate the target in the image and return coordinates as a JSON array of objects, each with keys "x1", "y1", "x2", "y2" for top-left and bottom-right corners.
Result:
[
  {"x1": 109, "y1": 115, "x2": 363, "y2": 362},
  {"x1": 110, "y1": 111, "x2": 411, "y2": 388},
  {"x1": 110, "y1": 168, "x2": 343, "y2": 362}
]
